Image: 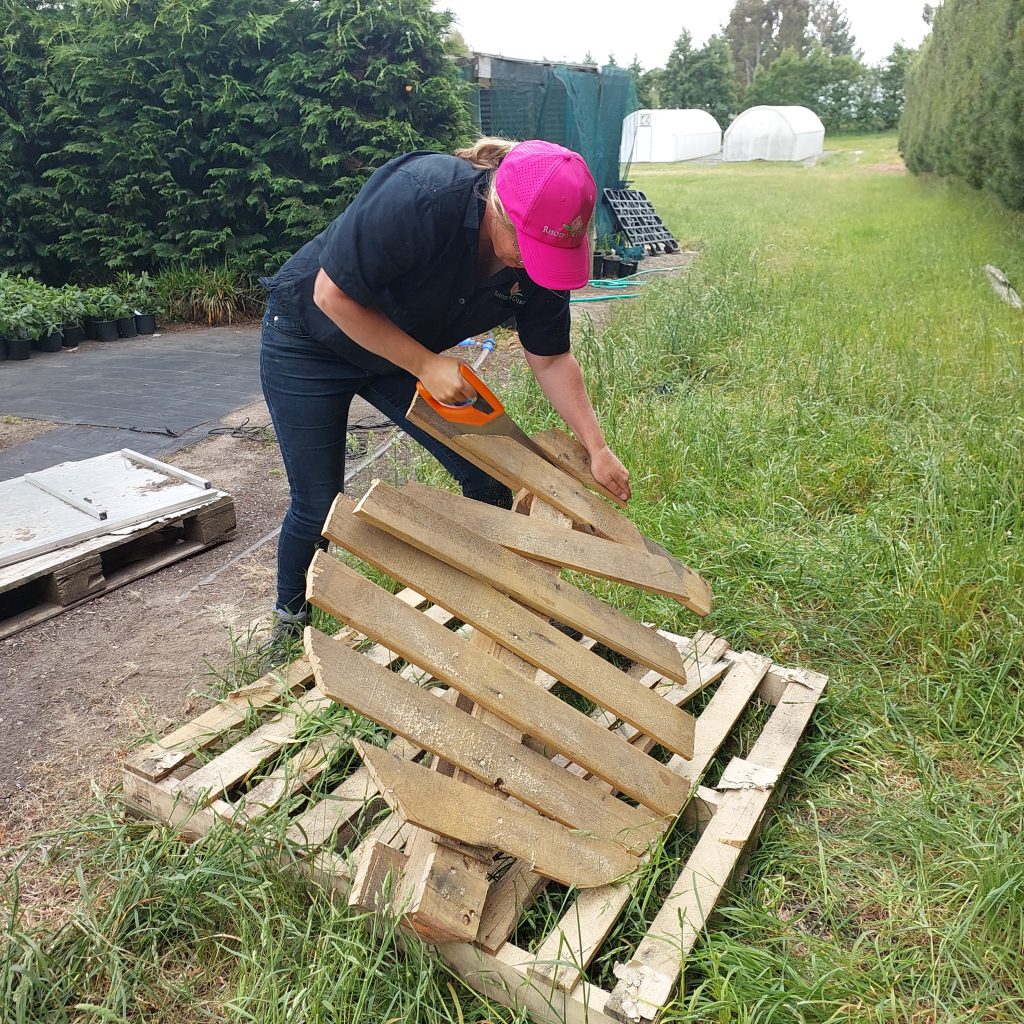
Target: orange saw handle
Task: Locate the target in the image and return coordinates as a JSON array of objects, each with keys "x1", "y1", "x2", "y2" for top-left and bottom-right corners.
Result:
[{"x1": 415, "y1": 363, "x2": 504, "y2": 427}]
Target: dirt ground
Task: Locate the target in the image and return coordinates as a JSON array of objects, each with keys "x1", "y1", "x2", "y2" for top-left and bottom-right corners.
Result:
[{"x1": 0, "y1": 252, "x2": 693, "y2": 852}]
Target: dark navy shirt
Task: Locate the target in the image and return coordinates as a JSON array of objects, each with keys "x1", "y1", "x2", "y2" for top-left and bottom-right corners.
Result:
[{"x1": 262, "y1": 152, "x2": 571, "y2": 374}]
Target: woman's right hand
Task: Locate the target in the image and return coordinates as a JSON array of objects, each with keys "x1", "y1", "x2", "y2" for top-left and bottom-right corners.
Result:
[{"x1": 418, "y1": 355, "x2": 478, "y2": 406}]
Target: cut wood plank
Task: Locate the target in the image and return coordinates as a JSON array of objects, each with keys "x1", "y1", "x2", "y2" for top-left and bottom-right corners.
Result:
[
  {"x1": 529, "y1": 428, "x2": 627, "y2": 506},
  {"x1": 305, "y1": 628, "x2": 658, "y2": 850},
  {"x1": 355, "y1": 742, "x2": 640, "y2": 888},
  {"x1": 406, "y1": 391, "x2": 646, "y2": 549},
  {"x1": 354, "y1": 481, "x2": 692, "y2": 690},
  {"x1": 307, "y1": 549, "x2": 690, "y2": 812},
  {"x1": 402, "y1": 482, "x2": 711, "y2": 615}
]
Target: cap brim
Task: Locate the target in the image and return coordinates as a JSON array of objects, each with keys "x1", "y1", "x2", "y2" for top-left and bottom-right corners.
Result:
[{"x1": 517, "y1": 233, "x2": 591, "y2": 290}]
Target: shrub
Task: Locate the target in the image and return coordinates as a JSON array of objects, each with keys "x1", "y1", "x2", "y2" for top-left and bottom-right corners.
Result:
[
  {"x1": 1, "y1": 0, "x2": 471, "y2": 283},
  {"x1": 900, "y1": 0, "x2": 1024, "y2": 210}
]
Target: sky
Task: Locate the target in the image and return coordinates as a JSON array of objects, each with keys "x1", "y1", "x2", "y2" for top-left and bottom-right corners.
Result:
[{"x1": 432, "y1": 0, "x2": 931, "y2": 69}]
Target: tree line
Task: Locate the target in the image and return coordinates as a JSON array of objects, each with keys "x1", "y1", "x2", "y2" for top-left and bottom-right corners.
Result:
[
  {"x1": 0, "y1": 0, "x2": 469, "y2": 284},
  {"x1": 622, "y1": 0, "x2": 916, "y2": 132},
  {"x1": 900, "y1": 0, "x2": 1024, "y2": 210}
]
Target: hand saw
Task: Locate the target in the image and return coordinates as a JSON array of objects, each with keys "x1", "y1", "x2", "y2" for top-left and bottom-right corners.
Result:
[{"x1": 415, "y1": 362, "x2": 553, "y2": 463}]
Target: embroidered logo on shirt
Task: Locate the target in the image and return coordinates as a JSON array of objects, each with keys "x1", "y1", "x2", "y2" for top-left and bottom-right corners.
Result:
[{"x1": 495, "y1": 280, "x2": 526, "y2": 306}]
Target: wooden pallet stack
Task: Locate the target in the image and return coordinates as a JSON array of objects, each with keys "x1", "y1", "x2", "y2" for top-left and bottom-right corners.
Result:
[{"x1": 123, "y1": 392, "x2": 826, "y2": 1024}]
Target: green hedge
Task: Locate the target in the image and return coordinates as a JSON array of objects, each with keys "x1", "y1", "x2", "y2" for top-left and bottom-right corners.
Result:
[
  {"x1": 900, "y1": 0, "x2": 1024, "y2": 209},
  {"x1": 0, "y1": 0, "x2": 470, "y2": 284}
]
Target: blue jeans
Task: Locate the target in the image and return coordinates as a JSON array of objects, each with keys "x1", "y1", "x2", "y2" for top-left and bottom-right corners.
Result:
[{"x1": 259, "y1": 306, "x2": 512, "y2": 616}]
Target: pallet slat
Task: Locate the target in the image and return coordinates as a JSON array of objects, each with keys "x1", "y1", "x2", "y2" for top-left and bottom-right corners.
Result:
[
  {"x1": 324, "y1": 498, "x2": 696, "y2": 761},
  {"x1": 402, "y1": 482, "x2": 711, "y2": 615},
  {"x1": 355, "y1": 742, "x2": 641, "y2": 889},
  {"x1": 306, "y1": 553, "x2": 689, "y2": 815},
  {"x1": 355, "y1": 481, "x2": 692, "y2": 690},
  {"x1": 305, "y1": 627, "x2": 659, "y2": 850}
]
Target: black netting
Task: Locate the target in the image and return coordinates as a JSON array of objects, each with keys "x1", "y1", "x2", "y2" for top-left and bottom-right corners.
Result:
[{"x1": 461, "y1": 58, "x2": 638, "y2": 240}]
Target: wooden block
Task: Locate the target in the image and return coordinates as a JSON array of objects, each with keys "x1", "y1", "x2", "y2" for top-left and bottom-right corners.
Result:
[
  {"x1": 46, "y1": 553, "x2": 104, "y2": 605},
  {"x1": 406, "y1": 391, "x2": 646, "y2": 549},
  {"x1": 349, "y1": 840, "x2": 409, "y2": 912},
  {"x1": 355, "y1": 741, "x2": 640, "y2": 888},
  {"x1": 396, "y1": 828, "x2": 492, "y2": 944},
  {"x1": 354, "y1": 481, "x2": 692, "y2": 691},
  {"x1": 305, "y1": 628, "x2": 659, "y2": 849},
  {"x1": 183, "y1": 495, "x2": 237, "y2": 545},
  {"x1": 307, "y1": 550, "x2": 690, "y2": 813},
  {"x1": 402, "y1": 482, "x2": 712, "y2": 615}
]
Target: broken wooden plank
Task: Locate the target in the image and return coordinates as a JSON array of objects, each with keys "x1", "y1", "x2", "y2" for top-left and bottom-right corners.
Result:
[
  {"x1": 402, "y1": 482, "x2": 711, "y2": 615},
  {"x1": 405, "y1": 391, "x2": 646, "y2": 549},
  {"x1": 354, "y1": 742, "x2": 640, "y2": 888},
  {"x1": 307, "y1": 540, "x2": 700, "y2": 794},
  {"x1": 305, "y1": 628, "x2": 658, "y2": 850},
  {"x1": 354, "y1": 481, "x2": 691, "y2": 688},
  {"x1": 529, "y1": 428, "x2": 627, "y2": 507}
]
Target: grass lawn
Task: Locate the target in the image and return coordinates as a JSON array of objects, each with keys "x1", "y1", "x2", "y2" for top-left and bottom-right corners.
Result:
[{"x1": 3, "y1": 133, "x2": 1023, "y2": 1023}]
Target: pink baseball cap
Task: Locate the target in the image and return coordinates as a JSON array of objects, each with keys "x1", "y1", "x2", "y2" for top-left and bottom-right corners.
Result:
[{"x1": 494, "y1": 140, "x2": 596, "y2": 290}]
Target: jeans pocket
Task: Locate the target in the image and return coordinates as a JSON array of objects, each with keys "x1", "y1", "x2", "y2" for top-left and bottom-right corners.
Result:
[{"x1": 266, "y1": 312, "x2": 310, "y2": 339}]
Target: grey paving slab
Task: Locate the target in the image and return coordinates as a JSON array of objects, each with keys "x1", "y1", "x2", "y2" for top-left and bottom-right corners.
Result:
[{"x1": 0, "y1": 327, "x2": 262, "y2": 434}]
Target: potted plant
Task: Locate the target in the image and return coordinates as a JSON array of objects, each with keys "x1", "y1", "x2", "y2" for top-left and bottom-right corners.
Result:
[
  {"x1": 111, "y1": 289, "x2": 137, "y2": 339},
  {"x1": 33, "y1": 288, "x2": 64, "y2": 352},
  {"x1": 59, "y1": 285, "x2": 86, "y2": 347},
  {"x1": 84, "y1": 287, "x2": 120, "y2": 342},
  {"x1": 5, "y1": 303, "x2": 41, "y2": 360},
  {"x1": 119, "y1": 271, "x2": 157, "y2": 335}
]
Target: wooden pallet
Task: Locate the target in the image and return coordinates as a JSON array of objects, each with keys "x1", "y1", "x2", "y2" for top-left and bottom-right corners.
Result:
[
  {"x1": 123, "y1": 416, "x2": 824, "y2": 1022},
  {"x1": 122, "y1": 604, "x2": 825, "y2": 1023},
  {"x1": 0, "y1": 494, "x2": 235, "y2": 639}
]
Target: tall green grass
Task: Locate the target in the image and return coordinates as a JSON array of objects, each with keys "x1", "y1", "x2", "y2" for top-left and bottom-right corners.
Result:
[{"x1": 3, "y1": 135, "x2": 1022, "y2": 1022}]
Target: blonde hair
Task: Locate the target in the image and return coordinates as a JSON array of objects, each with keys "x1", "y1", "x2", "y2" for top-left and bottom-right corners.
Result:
[
  {"x1": 454, "y1": 136, "x2": 517, "y2": 169},
  {"x1": 455, "y1": 136, "x2": 519, "y2": 231}
]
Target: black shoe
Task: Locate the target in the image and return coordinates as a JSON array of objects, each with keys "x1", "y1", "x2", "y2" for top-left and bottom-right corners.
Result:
[{"x1": 255, "y1": 614, "x2": 307, "y2": 673}]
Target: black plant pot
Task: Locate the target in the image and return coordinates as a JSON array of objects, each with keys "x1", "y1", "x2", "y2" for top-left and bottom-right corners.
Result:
[
  {"x1": 619, "y1": 259, "x2": 638, "y2": 278},
  {"x1": 591, "y1": 252, "x2": 606, "y2": 280},
  {"x1": 602, "y1": 255, "x2": 622, "y2": 278},
  {"x1": 116, "y1": 316, "x2": 138, "y2": 339},
  {"x1": 84, "y1": 317, "x2": 100, "y2": 340},
  {"x1": 34, "y1": 330, "x2": 63, "y2": 353},
  {"x1": 62, "y1": 324, "x2": 85, "y2": 348},
  {"x1": 94, "y1": 319, "x2": 118, "y2": 343},
  {"x1": 134, "y1": 312, "x2": 157, "y2": 335},
  {"x1": 0, "y1": 337, "x2": 8, "y2": 361},
  {"x1": 8, "y1": 336, "x2": 32, "y2": 360}
]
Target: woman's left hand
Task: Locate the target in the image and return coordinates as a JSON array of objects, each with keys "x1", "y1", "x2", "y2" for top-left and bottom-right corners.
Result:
[{"x1": 590, "y1": 445, "x2": 631, "y2": 503}]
